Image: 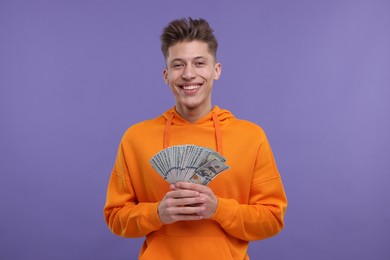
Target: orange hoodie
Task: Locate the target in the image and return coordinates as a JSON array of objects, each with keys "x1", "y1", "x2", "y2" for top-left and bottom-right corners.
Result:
[{"x1": 104, "y1": 106, "x2": 287, "y2": 260}]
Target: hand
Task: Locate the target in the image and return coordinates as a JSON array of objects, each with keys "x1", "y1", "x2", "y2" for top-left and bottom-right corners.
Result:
[
  {"x1": 157, "y1": 182, "x2": 218, "y2": 224},
  {"x1": 174, "y1": 182, "x2": 218, "y2": 219},
  {"x1": 157, "y1": 183, "x2": 206, "y2": 224}
]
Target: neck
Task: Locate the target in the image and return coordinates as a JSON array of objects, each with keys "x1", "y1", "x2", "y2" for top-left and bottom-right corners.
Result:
[{"x1": 175, "y1": 104, "x2": 212, "y2": 123}]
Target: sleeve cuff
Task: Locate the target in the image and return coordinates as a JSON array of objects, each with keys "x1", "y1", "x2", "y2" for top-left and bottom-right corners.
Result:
[
  {"x1": 210, "y1": 197, "x2": 236, "y2": 224},
  {"x1": 146, "y1": 202, "x2": 164, "y2": 230}
]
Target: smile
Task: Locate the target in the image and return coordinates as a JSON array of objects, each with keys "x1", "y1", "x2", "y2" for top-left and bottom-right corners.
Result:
[{"x1": 181, "y1": 85, "x2": 201, "y2": 90}]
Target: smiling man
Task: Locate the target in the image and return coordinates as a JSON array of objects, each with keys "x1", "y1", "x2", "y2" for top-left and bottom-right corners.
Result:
[
  {"x1": 104, "y1": 18, "x2": 288, "y2": 260},
  {"x1": 163, "y1": 40, "x2": 221, "y2": 123}
]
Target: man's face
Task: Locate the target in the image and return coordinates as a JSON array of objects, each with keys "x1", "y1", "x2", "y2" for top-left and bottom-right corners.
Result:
[{"x1": 163, "y1": 40, "x2": 221, "y2": 116}]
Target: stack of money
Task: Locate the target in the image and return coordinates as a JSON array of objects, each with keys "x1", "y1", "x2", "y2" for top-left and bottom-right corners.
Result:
[{"x1": 150, "y1": 144, "x2": 230, "y2": 185}]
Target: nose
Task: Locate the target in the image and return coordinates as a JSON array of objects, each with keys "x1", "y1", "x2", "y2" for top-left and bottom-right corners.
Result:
[{"x1": 182, "y1": 64, "x2": 195, "y2": 80}]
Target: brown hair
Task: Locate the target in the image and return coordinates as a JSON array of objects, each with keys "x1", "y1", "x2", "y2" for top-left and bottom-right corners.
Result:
[{"x1": 160, "y1": 17, "x2": 218, "y2": 60}]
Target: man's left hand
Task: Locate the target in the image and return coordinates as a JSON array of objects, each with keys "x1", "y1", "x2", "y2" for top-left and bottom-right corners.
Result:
[{"x1": 171, "y1": 182, "x2": 218, "y2": 219}]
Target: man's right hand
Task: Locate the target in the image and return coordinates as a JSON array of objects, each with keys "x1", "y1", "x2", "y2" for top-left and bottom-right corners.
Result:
[{"x1": 157, "y1": 184, "x2": 207, "y2": 224}]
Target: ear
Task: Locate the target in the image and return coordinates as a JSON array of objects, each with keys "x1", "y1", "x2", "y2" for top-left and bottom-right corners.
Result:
[
  {"x1": 213, "y1": 63, "x2": 222, "y2": 80},
  {"x1": 163, "y1": 69, "x2": 168, "y2": 84}
]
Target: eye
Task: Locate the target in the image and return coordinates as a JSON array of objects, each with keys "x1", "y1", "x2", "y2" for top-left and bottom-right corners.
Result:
[
  {"x1": 171, "y1": 63, "x2": 184, "y2": 69},
  {"x1": 195, "y1": 61, "x2": 206, "y2": 67}
]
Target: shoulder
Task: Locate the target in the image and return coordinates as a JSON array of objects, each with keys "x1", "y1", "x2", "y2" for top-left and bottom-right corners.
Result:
[
  {"x1": 122, "y1": 115, "x2": 165, "y2": 140},
  {"x1": 228, "y1": 118, "x2": 267, "y2": 137}
]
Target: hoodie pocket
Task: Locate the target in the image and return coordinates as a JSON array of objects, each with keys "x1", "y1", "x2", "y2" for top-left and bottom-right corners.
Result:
[{"x1": 140, "y1": 233, "x2": 234, "y2": 260}]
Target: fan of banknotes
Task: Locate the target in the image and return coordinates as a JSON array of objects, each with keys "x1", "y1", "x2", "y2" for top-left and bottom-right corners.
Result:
[{"x1": 150, "y1": 144, "x2": 230, "y2": 185}]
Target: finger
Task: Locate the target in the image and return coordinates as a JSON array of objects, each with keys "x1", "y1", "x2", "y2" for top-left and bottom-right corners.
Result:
[
  {"x1": 169, "y1": 205, "x2": 206, "y2": 215},
  {"x1": 167, "y1": 189, "x2": 201, "y2": 199},
  {"x1": 171, "y1": 214, "x2": 204, "y2": 221},
  {"x1": 177, "y1": 197, "x2": 206, "y2": 206},
  {"x1": 174, "y1": 182, "x2": 208, "y2": 193},
  {"x1": 167, "y1": 196, "x2": 206, "y2": 208}
]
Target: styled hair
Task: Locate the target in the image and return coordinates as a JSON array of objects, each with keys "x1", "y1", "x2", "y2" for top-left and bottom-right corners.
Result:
[{"x1": 160, "y1": 17, "x2": 218, "y2": 60}]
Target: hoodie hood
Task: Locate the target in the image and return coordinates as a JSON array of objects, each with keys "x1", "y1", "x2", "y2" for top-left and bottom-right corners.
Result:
[{"x1": 162, "y1": 106, "x2": 235, "y2": 156}]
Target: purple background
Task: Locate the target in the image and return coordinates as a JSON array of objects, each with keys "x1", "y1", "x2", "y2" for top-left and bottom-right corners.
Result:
[{"x1": 1, "y1": 0, "x2": 389, "y2": 259}]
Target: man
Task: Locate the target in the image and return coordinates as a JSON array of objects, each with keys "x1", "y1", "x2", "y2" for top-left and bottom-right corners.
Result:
[{"x1": 104, "y1": 17, "x2": 287, "y2": 260}]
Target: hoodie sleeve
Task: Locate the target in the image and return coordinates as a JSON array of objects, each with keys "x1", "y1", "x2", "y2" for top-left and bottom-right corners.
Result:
[
  {"x1": 210, "y1": 134, "x2": 287, "y2": 241},
  {"x1": 104, "y1": 143, "x2": 163, "y2": 237}
]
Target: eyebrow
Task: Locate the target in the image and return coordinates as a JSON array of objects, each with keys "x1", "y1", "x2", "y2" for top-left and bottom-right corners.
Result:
[{"x1": 170, "y1": 56, "x2": 208, "y2": 64}]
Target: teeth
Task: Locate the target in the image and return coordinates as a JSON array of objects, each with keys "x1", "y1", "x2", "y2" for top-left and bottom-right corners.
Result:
[{"x1": 182, "y1": 85, "x2": 200, "y2": 90}]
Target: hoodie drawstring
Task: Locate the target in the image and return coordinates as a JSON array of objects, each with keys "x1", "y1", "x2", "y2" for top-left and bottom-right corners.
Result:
[
  {"x1": 163, "y1": 112, "x2": 175, "y2": 149},
  {"x1": 212, "y1": 112, "x2": 223, "y2": 156},
  {"x1": 163, "y1": 110, "x2": 224, "y2": 156}
]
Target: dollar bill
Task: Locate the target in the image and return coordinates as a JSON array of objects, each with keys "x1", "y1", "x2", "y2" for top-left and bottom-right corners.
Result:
[
  {"x1": 150, "y1": 144, "x2": 230, "y2": 185},
  {"x1": 189, "y1": 159, "x2": 230, "y2": 185}
]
